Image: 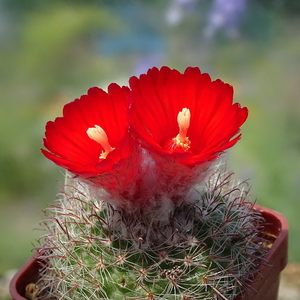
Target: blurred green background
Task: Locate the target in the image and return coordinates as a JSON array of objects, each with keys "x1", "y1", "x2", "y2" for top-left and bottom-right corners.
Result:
[{"x1": 0, "y1": 0, "x2": 299, "y2": 297}]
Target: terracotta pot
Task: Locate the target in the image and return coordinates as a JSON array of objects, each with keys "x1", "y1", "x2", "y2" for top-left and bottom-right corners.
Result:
[
  {"x1": 235, "y1": 204, "x2": 288, "y2": 300},
  {"x1": 10, "y1": 204, "x2": 288, "y2": 300}
]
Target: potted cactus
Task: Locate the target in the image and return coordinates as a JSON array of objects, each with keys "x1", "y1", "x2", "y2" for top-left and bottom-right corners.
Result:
[{"x1": 10, "y1": 66, "x2": 288, "y2": 300}]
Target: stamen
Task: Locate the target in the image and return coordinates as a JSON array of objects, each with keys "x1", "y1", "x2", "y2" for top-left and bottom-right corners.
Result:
[
  {"x1": 87, "y1": 125, "x2": 115, "y2": 159},
  {"x1": 177, "y1": 108, "x2": 191, "y2": 143},
  {"x1": 172, "y1": 108, "x2": 191, "y2": 151}
]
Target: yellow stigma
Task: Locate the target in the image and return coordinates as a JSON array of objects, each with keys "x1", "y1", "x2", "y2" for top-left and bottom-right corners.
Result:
[
  {"x1": 172, "y1": 108, "x2": 191, "y2": 151},
  {"x1": 87, "y1": 125, "x2": 115, "y2": 159}
]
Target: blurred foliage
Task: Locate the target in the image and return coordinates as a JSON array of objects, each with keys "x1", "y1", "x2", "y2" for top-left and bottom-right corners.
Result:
[{"x1": 0, "y1": 0, "x2": 299, "y2": 283}]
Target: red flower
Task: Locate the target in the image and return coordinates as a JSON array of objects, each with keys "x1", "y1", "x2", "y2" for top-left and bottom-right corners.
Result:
[
  {"x1": 41, "y1": 84, "x2": 133, "y2": 179},
  {"x1": 41, "y1": 66, "x2": 249, "y2": 205},
  {"x1": 129, "y1": 66, "x2": 248, "y2": 167}
]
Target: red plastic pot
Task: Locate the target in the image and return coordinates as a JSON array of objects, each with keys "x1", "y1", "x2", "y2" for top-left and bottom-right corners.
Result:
[{"x1": 10, "y1": 204, "x2": 288, "y2": 300}]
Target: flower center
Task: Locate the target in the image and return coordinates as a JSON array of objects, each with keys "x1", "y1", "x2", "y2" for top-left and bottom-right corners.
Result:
[
  {"x1": 172, "y1": 108, "x2": 191, "y2": 151},
  {"x1": 87, "y1": 125, "x2": 115, "y2": 159}
]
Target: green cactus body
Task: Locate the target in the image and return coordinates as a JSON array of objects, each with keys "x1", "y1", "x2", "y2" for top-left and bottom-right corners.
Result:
[{"x1": 37, "y1": 169, "x2": 266, "y2": 300}]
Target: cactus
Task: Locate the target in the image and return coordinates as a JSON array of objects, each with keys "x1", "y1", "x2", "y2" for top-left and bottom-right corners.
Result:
[
  {"x1": 36, "y1": 168, "x2": 266, "y2": 300},
  {"x1": 36, "y1": 66, "x2": 266, "y2": 300}
]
